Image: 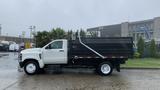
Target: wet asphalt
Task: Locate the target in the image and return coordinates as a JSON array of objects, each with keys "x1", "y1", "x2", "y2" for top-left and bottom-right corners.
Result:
[{"x1": 0, "y1": 52, "x2": 160, "y2": 90}]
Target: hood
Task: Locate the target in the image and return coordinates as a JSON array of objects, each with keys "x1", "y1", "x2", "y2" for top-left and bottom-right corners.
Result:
[{"x1": 21, "y1": 48, "x2": 42, "y2": 54}]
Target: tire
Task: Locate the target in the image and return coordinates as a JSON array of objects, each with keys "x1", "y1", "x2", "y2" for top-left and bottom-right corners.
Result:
[
  {"x1": 97, "y1": 62, "x2": 113, "y2": 76},
  {"x1": 24, "y1": 61, "x2": 39, "y2": 75}
]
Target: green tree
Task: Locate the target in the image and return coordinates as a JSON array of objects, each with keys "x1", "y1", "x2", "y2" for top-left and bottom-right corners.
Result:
[
  {"x1": 80, "y1": 29, "x2": 86, "y2": 38},
  {"x1": 34, "y1": 28, "x2": 66, "y2": 47},
  {"x1": 50, "y1": 28, "x2": 66, "y2": 40},
  {"x1": 74, "y1": 29, "x2": 86, "y2": 39},
  {"x1": 35, "y1": 31, "x2": 50, "y2": 47},
  {"x1": 137, "y1": 37, "x2": 145, "y2": 58},
  {"x1": 149, "y1": 39, "x2": 157, "y2": 57},
  {"x1": 75, "y1": 30, "x2": 78, "y2": 39},
  {"x1": 66, "y1": 30, "x2": 73, "y2": 40},
  {"x1": 34, "y1": 28, "x2": 87, "y2": 47}
]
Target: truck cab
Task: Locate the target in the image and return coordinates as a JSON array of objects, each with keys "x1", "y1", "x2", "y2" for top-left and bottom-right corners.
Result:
[
  {"x1": 42, "y1": 39, "x2": 68, "y2": 64},
  {"x1": 19, "y1": 39, "x2": 68, "y2": 75}
]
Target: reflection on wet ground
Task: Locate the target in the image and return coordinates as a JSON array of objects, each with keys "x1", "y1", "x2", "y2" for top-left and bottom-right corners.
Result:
[{"x1": 0, "y1": 52, "x2": 160, "y2": 90}]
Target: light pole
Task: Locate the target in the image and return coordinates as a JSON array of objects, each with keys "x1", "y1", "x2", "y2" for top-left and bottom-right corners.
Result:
[
  {"x1": 29, "y1": 26, "x2": 33, "y2": 40},
  {"x1": 32, "y1": 26, "x2": 36, "y2": 47},
  {"x1": 0, "y1": 24, "x2": 2, "y2": 36},
  {"x1": 29, "y1": 26, "x2": 36, "y2": 47},
  {"x1": 29, "y1": 26, "x2": 36, "y2": 38}
]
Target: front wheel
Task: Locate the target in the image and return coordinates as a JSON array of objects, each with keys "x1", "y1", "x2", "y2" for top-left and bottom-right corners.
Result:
[
  {"x1": 97, "y1": 62, "x2": 113, "y2": 76},
  {"x1": 24, "y1": 61, "x2": 39, "y2": 75}
]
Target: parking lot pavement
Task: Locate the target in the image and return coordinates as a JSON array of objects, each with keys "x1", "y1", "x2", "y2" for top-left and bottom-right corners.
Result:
[
  {"x1": 0, "y1": 52, "x2": 9, "y2": 57},
  {"x1": 0, "y1": 52, "x2": 160, "y2": 90}
]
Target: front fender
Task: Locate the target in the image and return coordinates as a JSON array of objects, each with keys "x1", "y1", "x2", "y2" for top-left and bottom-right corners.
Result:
[{"x1": 22, "y1": 53, "x2": 44, "y2": 68}]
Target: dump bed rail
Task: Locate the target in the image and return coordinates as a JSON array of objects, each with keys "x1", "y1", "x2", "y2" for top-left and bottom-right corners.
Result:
[{"x1": 68, "y1": 37, "x2": 133, "y2": 59}]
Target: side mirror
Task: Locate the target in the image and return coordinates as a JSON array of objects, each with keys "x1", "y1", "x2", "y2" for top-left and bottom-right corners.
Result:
[{"x1": 45, "y1": 44, "x2": 51, "y2": 49}]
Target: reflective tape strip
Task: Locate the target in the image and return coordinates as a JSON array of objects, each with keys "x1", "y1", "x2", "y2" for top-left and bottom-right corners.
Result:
[
  {"x1": 79, "y1": 57, "x2": 83, "y2": 58},
  {"x1": 120, "y1": 56, "x2": 124, "y2": 58},
  {"x1": 87, "y1": 57, "x2": 91, "y2": 58}
]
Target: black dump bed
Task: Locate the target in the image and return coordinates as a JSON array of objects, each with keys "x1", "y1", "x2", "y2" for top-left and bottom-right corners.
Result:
[{"x1": 68, "y1": 37, "x2": 133, "y2": 59}]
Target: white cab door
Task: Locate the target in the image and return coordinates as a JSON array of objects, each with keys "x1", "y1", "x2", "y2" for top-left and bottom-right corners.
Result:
[{"x1": 42, "y1": 40, "x2": 67, "y2": 64}]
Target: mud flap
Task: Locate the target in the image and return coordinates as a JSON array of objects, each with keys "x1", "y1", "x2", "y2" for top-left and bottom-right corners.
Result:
[{"x1": 116, "y1": 64, "x2": 120, "y2": 72}]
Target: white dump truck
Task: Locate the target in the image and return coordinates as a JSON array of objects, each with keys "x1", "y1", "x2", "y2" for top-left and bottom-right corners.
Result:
[{"x1": 18, "y1": 34, "x2": 133, "y2": 76}]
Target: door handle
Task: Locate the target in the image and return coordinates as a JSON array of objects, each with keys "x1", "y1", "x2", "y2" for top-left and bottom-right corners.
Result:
[{"x1": 59, "y1": 50, "x2": 64, "y2": 52}]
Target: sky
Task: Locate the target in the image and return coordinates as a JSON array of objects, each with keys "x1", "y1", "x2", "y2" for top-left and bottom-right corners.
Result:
[{"x1": 0, "y1": 0, "x2": 160, "y2": 38}]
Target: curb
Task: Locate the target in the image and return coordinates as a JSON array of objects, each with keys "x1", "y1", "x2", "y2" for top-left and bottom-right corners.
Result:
[{"x1": 121, "y1": 67, "x2": 160, "y2": 69}]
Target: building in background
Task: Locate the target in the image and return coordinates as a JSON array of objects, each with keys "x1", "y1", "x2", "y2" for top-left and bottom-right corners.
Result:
[
  {"x1": 0, "y1": 36, "x2": 33, "y2": 44},
  {"x1": 0, "y1": 36, "x2": 34, "y2": 51},
  {"x1": 87, "y1": 24, "x2": 121, "y2": 37},
  {"x1": 87, "y1": 17, "x2": 160, "y2": 45}
]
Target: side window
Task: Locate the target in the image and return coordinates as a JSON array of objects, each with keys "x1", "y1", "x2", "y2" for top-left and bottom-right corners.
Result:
[{"x1": 50, "y1": 41, "x2": 63, "y2": 49}]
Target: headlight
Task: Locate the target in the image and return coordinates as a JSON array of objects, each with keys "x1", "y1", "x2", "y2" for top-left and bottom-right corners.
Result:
[{"x1": 18, "y1": 53, "x2": 22, "y2": 60}]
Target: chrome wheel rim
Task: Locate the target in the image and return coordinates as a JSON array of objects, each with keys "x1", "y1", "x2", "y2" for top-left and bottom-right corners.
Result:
[
  {"x1": 26, "y1": 63, "x2": 36, "y2": 73},
  {"x1": 101, "y1": 64, "x2": 111, "y2": 74}
]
